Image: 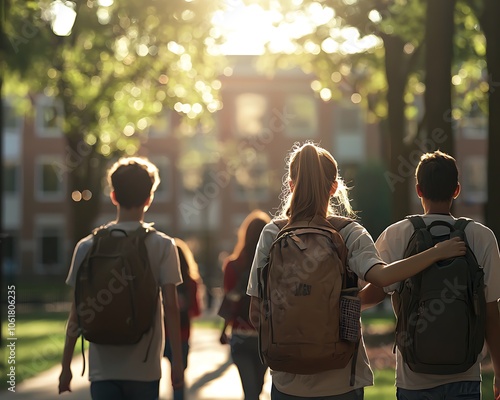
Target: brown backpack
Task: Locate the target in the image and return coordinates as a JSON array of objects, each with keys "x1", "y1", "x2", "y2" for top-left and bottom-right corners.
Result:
[
  {"x1": 75, "y1": 225, "x2": 159, "y2": 345},
  {"x1": 257, "y1": 215, "x2": 359, "y2": 375}
]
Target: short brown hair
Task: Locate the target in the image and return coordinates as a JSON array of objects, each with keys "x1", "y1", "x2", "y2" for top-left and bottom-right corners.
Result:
[
  {"x1": 107, "y1": 157, "x2": 160, "y2": 209},
  {"x1": 416, "y1": 151, "x2": 458, "y2": 202}
]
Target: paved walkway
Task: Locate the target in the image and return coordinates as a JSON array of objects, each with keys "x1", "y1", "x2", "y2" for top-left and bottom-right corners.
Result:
[{"x1": 2, "y1": 327, "x2": 272, "y2": 400}]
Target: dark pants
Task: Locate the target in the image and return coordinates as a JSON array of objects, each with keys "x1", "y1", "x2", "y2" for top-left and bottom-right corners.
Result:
[
  {"x1": 271, "y1": 385, "x2": 364, "y2": 400},
  {"x1": 230, "y1": 333, "x2": 268, "y2": 400},
  {"x1": 396, "y1": 381, "x2": 481, "y2": 400},
  {"x1": 90, "y1": 379, "x2": 159, "y2": 400},
  {"x1": 164, "y1": 338, "x2": 190, "y2": 400}
]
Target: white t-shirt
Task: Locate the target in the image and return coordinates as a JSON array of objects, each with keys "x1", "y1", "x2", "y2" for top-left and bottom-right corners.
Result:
[
  {"x1": 375, "y1": 214, "x2": 500, "y2": 390},
  {"x1": 66, "y1": 221, "x2": 182, "y2": 382},
  {"x1": 247, "y1": 220, "x2": 385, "y2": 397}
]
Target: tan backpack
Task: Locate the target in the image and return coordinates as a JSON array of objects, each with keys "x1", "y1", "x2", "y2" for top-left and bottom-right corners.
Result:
[{"x1": 258, "y1": 215, "x2": 359, "y2": 376}]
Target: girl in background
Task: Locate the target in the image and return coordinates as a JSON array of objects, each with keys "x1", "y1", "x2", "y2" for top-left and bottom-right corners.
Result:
[
  {"x1": 220, "y1": 210, "x2": 271, "y2": 400},
  {"x1": 164, "y1": 238, "x2": 201, "y2": 400}
]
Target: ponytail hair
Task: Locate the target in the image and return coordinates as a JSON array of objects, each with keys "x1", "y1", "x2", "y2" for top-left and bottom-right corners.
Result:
[{"x1": 277, "y1": 142, "x2": 355, "y2": 221}]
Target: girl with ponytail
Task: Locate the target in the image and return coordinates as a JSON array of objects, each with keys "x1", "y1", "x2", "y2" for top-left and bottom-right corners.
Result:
[{"x1": 247, "y1": 142, "x2": 466, "y2": 400}]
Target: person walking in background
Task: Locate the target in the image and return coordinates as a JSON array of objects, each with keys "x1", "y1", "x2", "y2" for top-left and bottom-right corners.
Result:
[
  {"x1": 361, "y1": 150, "x2": 500, "y2": 400},
  {"x1": 164, "y1": 238, "x2": 201, "y2": 400},
  {"x1": 246, "y1": 142, "x2": 467, "y2": 400},
  {"x1": 219, "y1": 210, "x2": 271, "y2": 400},
  {"x1": 58, "y1": 157, "x2": 184, "y2": 400}
]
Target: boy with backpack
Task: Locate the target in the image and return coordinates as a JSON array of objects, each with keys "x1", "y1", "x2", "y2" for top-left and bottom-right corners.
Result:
[
  {"x1": 58, "y1": 157, "x2": 184, "y2": 400},
  {"x1": 363, "y1": 150, "x2": 500, "y2": 399}
]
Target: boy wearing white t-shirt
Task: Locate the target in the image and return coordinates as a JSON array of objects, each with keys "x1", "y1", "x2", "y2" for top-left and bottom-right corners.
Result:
[
  {"x1": 361, "y1": 151, "x2": 500, "y2": 400},
  {"x1": 58, "y1": 157, "x2": 184, "y2": 400}
]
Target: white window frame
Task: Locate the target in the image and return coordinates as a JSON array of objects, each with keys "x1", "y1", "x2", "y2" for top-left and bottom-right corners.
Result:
[
  {"x1": 234, "y1": 93, "x2": 269, "y2": 137},
  {"x1": 35, "y1": 95, "x2": 64, "y2": 137},
  {"x1": 3, "y1": 100, "x2": 24, "y2": 135},
  {"x1": 284, "y1": 94, "x2": 319, "y2": 138},
  {"x1": 35, "y1": 155, "x2": 66, "y2": 201},
  {"x1": 232, "y1": 153, "x2": 270, "y2": 202},
  {"x1": 333, "y1": 102, "x2": 365, "y2": 162},
  {"x1": 35, "y1": 215, "x2": 66, "y2": 275}
]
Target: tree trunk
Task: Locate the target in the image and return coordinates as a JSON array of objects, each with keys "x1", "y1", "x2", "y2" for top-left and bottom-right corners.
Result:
[
  {"x1": 424, "y1": 0, "x2": 456, "y2": 155},
  {"x1": 483, "y1": 0, "x2": 500, "y2": 238},
  {"x1": 0, "y1": 73, "x2": 4, "y2": 345},
  {"x1": 384, "y1": 35, "x2": 412, "y2": 222}
]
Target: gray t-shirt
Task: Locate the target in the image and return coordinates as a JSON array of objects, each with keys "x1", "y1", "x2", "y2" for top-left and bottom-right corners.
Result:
[
  {"x1": 66, "y1": 221, "x2": 182, "y2": 382},
  {"x1": 376, "y1": 214, "x2": 500, "y2": 390},
  {"x1": 247, "y1": 220, "x2": 385, "y2": 397}
]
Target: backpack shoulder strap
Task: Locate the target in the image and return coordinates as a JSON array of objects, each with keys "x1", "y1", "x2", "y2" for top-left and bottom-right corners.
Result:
[
  {"x1": 406, "y1": 215, "x2": 426, "y2": 230},
  {"x1": 133, "y1": 224, "x2": 155, "y2": 239},
  {"x1": 405, "y1": 215, "x2": 435, "y2": 250},
  {"x1": 453, "y1": 217, "x2": 473, "y2": 233},
  {"x1": 92, "y1": 225, "x2": 110, "y2": 239},
  {"x1": 273, "y1": 218, "x2": 289, "y2": 231},
  {"x1": 327, "y1": 216, "x2": 354, "y2": 232}
]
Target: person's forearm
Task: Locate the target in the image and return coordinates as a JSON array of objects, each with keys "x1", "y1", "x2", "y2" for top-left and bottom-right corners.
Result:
[
  {"x1": 359, "y1": 284, "x2": 387, "y2": 311},
  {"x1": 249, "y1": 297, "x2": 260, "y2": 329},
  {"x1": 62, "y1": 303, "x2": 79, "y2": 369},
  {"x1": 164, "y1": 297, "x2": 183, "y2": 367},
  {"x1": 366, "y1": 250, "x2": 439, "y2": 288},
  {"x1": 366, "y1": 238, "x2": 465, "y2": 287},
  {"x1": 485, "y1": 301, "x2": 500, "y2": 379}
]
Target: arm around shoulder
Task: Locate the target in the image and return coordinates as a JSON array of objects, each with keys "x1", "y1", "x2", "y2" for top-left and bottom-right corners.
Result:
[{"x1": 365, "y1": 237, "x2": 466, "y2": 287}]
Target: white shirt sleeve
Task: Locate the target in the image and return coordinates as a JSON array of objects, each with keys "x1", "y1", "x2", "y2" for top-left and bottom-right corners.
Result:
[
  {"x1": 65, "y1": 235, "x2": 93, "y2": 287},
  {"x1": 157, "y1": 234, "x2": 182, "y2": 286},
  {"x1": 374, "y1": 219, "x2": 414, "y2": 293},
  {"x1": 341, "y1": 221, "x2": 386, "y2": 281},
  {"x1": 466, "y1": 222, "x2": 500, "y2": 303},
  {"x1": 247, "y1": 222, "x2": 279, "y2": 297}
]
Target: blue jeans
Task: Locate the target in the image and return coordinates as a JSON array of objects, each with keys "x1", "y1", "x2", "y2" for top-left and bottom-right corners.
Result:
[
  {"x1": 231, "y1": 333, "x2": 268, "y2": 400},
  {"x1": 271, "y1": 385, "x2": 364, "y2": 400},
  {"x1": 164, "y1": 339, "x2": 190, "y2": 400},
  {"x1": 90, "y1": 379, "x2": 159, "y2": 400},
  {"x1": 396, "y1": 381, "x2": 481, "y2": 400}
]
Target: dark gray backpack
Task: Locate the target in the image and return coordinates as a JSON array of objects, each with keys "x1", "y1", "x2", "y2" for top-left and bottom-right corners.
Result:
[
  {"x1": 75, "y1": 225, "x2": 158, "y2": 345},
  {"x1": 394, "y1": 215, "x2": 486, "y2": 374}
]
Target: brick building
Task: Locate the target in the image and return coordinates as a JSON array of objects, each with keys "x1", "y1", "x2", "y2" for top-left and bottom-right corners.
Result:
[{"x1": 2, "y1": 56, "x2": 488, "y2": 282}]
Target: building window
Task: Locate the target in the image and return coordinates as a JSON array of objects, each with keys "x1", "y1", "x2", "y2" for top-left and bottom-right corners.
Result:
[
  {"x1": 334, "y1": 103, "x2": 365, "y2": 162},
  {"x1": 2, "y1": 233, "x2": 19, "y2": 277},
  {"x1": 3, "y1": 163, "x2": 19, "y2": 194},
  {"x1": 148, "y1": 156, "x2": 171, "y2": 201},
  {"x1": 178, "y1": 165, "x2": 221, "y2": 231},
  {"x1": 233, "y1": 152, "x2": 270, "y2": 202},
  {"x1": 336, "y1": 105, "x2": 363, "y2": 135},
  {"x1": 235, "y1": 93, "x2": 268, "y2": 137},
  {"x1": 461, "y1": 116, "x2": 487, "y2": 140},
  {"x1": 36, "y1": 225, "x2": 64, "y2": 274},
  {"x1": 3, "y1": 102, "x2": 23, "y2": 133},
  {"x1": 284, "y1": 94, "x2": 318, "y2": 138},
  {"x1": 35, "y1": 95, "x2": 64, "y2": 137},
  {"x1": 36, "y1": 157, "x2": 65, "y2": 201},
  {"x1": 462, "y1": 156, "x2": 487, "y2": 204},
  {"x1": 148, "y1": 110, "x2": 172, "y2": 138}
]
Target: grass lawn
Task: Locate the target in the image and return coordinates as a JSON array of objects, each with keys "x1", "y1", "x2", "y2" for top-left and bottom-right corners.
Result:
[
  {"x1": 1, "y1": 309, "x2": 495, "y2": 398},
  {"x1": 0, "y1": 310, "x2": 75, "y2": 391},
  {"x1": 365, "y1": 369, "x2": 495, "y2": 400}
]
